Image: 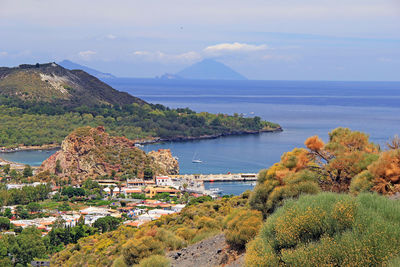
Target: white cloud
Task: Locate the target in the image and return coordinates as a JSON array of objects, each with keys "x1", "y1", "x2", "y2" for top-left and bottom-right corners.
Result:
[
  {"x1": 131, "y1": 50, "x2": 201, "y2": 63},
  {"x1": 204, "y1": 42, "x2": 268, "y2": 55},
  {"x1": 0, "y1": 51, "x2": 8, "y2": 57},
  {"x1": 133, "y1": 51, "x2": 151, "y2": 56},
  {"x1": 78, "y1": 50, "x2": 96, "y2": 60},
  {"x1": 105, "y1": 34, "x2": 117, "y2": 40}
]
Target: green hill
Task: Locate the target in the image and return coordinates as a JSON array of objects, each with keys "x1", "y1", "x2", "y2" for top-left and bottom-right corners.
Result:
[
  {"x1": 0, "y1": 63, "x2": 143, "y2": 107},
  {"x1": 0, "y1": 63, "x2": 280, "y2": 148}
]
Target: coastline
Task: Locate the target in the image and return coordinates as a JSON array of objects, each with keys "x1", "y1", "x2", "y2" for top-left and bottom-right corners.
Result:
[
  {"x1": 139, "y1": 127, "x2": 283, "y2": 145},
  {"x1": 0, "y1": 144, "x2": 60, "y2": 153},
  {"x1": 0, "y1": 156, "x2": 28, "y2": 169},
  {"x1": 0, "y1": 127, "x2": 283, "y2": 153}
]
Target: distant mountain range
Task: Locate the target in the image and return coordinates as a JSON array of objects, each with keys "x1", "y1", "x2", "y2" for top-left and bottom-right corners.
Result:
[
  {"x1": 58, "y1": 59, "x2": 246, "y2": 81},
  {"x1": 59, "y1": 60, "x2": 116, "y2": 79},
  {"x1": 176, "y1": 59, "x2": 247, "y2": 80}
]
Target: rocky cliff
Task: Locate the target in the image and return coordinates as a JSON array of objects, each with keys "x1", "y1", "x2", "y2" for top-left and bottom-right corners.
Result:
[{"x1": 39, "y1": 126, "x2": 179, "y2": 184}]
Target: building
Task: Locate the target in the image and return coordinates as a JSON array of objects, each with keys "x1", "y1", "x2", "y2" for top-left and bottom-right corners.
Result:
[
  {"x1": 144, "y1": 187, "x2": 179, "y2": 198},
  {"x1": 79, "y1": 206, "x2": 113, "y2": 225},
  {"x1": 156, "y1": 176, "x2": 174, "y2": 187},
  {"x1": 127, "y1": 179, "x2": 146, "y2": 187},
  {"x1": 121, "y1": 187, "x2": 142, "y2": 195},
  {"x1": 6, "y1": 182, "x2": 46, "y2": 190},
  {"x1": 96, "y1": 179, "x2": 118, "y2": 187},
  {"x1": 103, "y1": 187, "x2": 120, "y2": 196}
]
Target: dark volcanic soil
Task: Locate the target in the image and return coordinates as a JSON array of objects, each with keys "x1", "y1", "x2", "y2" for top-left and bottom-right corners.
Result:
[{"x1": 167, "y1": 234, "x2": 244, "y2": 267}]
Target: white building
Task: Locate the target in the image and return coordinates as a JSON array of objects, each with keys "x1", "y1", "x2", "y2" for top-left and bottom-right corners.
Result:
[
  {"x1": 6, "y1": 182, "x2": 46, "y2": 190},
  {"x1": 156, "y1": 176, "x2": 174, "y2": 187}
]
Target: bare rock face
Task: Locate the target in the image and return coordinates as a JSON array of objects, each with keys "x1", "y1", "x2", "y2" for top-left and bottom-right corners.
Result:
[
  {"x1": 39, "y1": 126, "x2": 179, "y2": 184},
  {"x1": 149, "y1": 149, "x2": 179, "y2": 175}
]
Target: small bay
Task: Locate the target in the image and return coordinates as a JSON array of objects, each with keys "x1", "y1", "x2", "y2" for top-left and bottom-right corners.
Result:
[{"x1": 2, "y1": 79, "x2": 400, "y2": 195}]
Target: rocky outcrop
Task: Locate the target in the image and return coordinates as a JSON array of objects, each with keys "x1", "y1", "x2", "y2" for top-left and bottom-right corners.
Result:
[
  {"x1": 149, "y1": 149, "x2": 179, "y2": 175},
  {"x1": 39, "y1": 126, "x2": 179, "y2": 184}
]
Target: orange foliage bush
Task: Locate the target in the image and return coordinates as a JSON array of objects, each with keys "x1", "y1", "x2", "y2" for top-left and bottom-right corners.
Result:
[
  {"x1": 368, "y1": 149, "x2": 400, "y2": 195},
  {"x1": 305, "y1": 135, "x2": 325, "y2": 151},
  {"x1": 306, "y1": 128, "x2": 379, "y2": 192}
]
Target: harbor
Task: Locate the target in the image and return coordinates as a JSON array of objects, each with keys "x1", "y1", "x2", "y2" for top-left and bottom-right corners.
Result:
[{"x1": 169, "y1": 173, "x2": 257, "y2": 182}]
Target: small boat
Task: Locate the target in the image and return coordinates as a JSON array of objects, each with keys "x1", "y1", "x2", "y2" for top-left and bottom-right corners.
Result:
[
  {"x1": 135, "y1": 144, "x2": 144, "y2": 148},
  {"x1": 192, "y1": 152, "x2": 202, "y2": 163},
  {"x1": 209, "y1": 188, "x2": 222, "y2": 194}
]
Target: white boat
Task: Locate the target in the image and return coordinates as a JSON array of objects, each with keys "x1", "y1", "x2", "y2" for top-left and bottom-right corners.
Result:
[
  {"x1": 134, "y1": 144, "x2": 144, "y2": 148},
  {"x1": 192, "y1": 152, "x2": 202, "y2": 163},
  {"x1": 209, "y1": 188, "x2": 222, "y2": 194}
]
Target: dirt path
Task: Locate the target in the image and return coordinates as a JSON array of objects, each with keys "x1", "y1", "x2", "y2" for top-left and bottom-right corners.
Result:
[{"x1": 167, "y1": 234, "x2": 244, "y2": 267}]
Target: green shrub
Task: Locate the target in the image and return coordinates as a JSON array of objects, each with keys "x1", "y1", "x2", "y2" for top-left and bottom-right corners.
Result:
[
  {"x1": 249, "y1": 170, "x2": 320, "y2": 218},
  {"x1": 138, "y1": 255, "x2": 170, "y2": 267},
  {"x1": 246, "y1": 193, "x2": 400, "y2": 266},
  {"x1": 349, "y1": 170, "x2": 374, "y2": 194},
  {"x1": 224, "y1": 209, "x2": 263, "y2": 250},
  {"x1": 155, "y1": 228, "x2": 186, "y2": 250},
  {"x1": 245, "y1": 237, "x2": 278, "y2": 267},
  {"x1": 122, "y1": 236, "x2": 165, "y2": 265},
  {"x1": 112, "y1": 256, "x2": 128, "y2": 267}
]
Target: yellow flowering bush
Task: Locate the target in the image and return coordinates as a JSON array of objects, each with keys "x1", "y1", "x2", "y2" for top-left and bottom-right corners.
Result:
[
  {"x1": 246, "y1": 193, "x2": 400, "y2": 266},
  {"x1": 223, "y1": 209, "x2": 263, "y2": 249}
]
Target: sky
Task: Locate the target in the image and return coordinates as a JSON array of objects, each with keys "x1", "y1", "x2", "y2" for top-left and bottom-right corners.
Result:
[{"x1": 0, "y1": 0, "x2": 399, "y2": 81}]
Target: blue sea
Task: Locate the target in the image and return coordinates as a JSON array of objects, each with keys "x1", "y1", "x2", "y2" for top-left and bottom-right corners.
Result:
[{"x1": 2, "y1": 79, "x2": 400, "y2": 195}]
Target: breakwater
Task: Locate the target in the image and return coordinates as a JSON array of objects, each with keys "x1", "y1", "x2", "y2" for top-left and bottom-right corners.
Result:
[{"x1": 170, "y1": 173, "x2": 257, "y2": 182}]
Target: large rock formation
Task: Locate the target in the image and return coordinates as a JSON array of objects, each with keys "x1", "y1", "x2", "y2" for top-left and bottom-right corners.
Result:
[{"x1": 39, "y1": 126, "x2": 179, "y2": 184}]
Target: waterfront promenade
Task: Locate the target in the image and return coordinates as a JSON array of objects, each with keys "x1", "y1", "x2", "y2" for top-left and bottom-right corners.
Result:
[{"x1": 170, "y1": 173, "x2": 257, "y2": 182}]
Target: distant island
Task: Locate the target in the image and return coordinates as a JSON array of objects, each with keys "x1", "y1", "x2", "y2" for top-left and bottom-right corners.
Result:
[
  {"x1": 58, "y1": 60, "x2": 116, "y2": 79},
  {"x1": 0, "y1": 62, "x2": 280, "y2": 150},
  {"x1": 175, "y1": 59, "x2": 247, "y2": 80}
]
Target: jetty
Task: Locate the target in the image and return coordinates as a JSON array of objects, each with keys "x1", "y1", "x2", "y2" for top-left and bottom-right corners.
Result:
[{"x1": 170, "y1": 173, "x2": 257, "y2": 182}]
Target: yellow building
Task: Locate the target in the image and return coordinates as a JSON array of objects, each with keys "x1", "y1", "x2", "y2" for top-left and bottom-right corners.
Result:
[{"x1": 145, "y1": 186, "x2": 179, "y2": 198}]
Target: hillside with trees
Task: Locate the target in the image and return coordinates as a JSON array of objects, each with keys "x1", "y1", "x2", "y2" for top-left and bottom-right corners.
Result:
[{"x1": 0, "y1": 63, "x2": 281, "y2": 149}]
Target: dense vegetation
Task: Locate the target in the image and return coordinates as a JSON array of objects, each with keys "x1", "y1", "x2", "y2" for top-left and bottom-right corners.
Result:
[
  {"x1": 0, "y1": 95, "x2": 280, "y2": 148},
  {"x1": 1, "y1": 128, "x2": 399, "y2": 266},
  {"x1": 47, "y1": 128, "x2": 400, "y2": 267},
  {"x1": 0, "y1": 183, "x2": 51, "y2": 206},
  {"x1": 246, "y1": 193, "x2": 400, "y2": 266},
  {"x1": 51, "y1": 195, "x2": 250, "y2": 266}
]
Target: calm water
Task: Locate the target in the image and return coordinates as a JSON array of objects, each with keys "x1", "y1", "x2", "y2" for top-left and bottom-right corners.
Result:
[
  {"x1": 2, "y1": 79, "x2": 400, "y2": 192},
  {"x1": 0, "y1": 150, "x2": 56, "y2": 166},
  {"x1": 108, "y1": 79, "x2": 400, "y2": 175},
  {"x1": 204, "y1": 181, "x2": 255, "y2": 196}
]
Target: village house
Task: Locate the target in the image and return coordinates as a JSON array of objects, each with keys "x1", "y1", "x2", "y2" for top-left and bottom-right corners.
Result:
[
  {"x1": 144, "y1": 186, "x2": 179, "y2": 198},
  {"x1": 155, "y1": 176, "x2": 174, "y2": 187}
]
